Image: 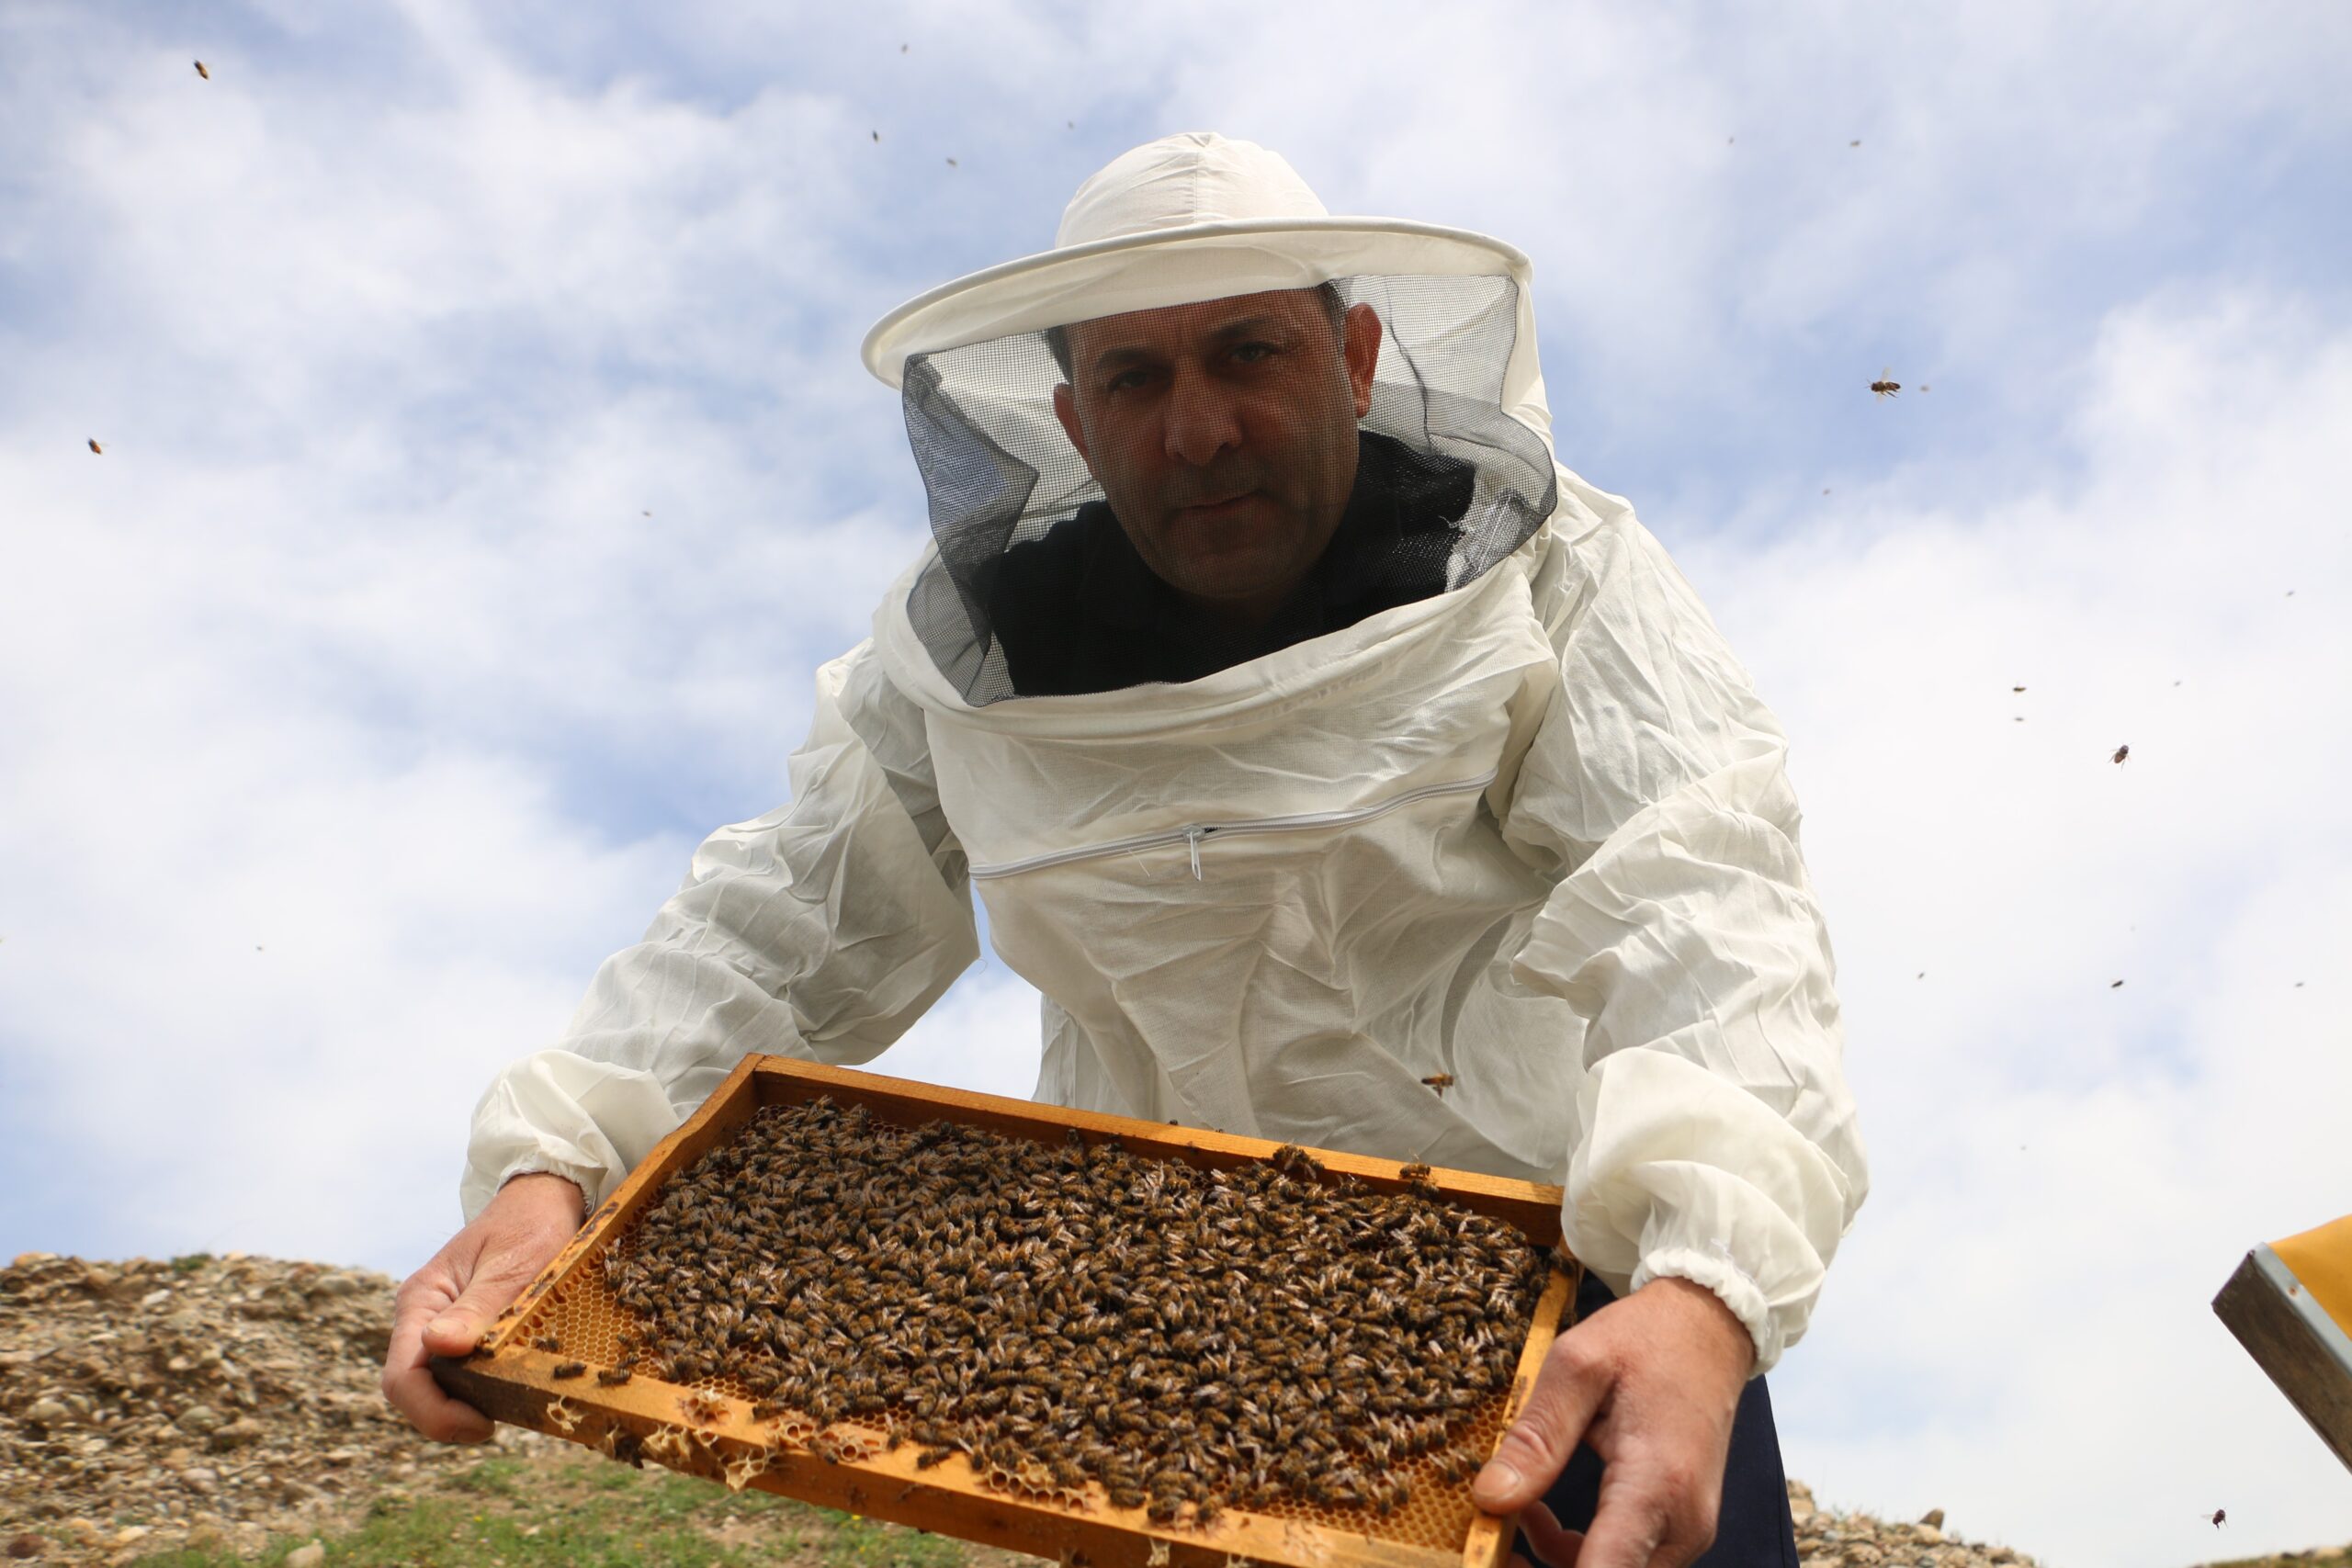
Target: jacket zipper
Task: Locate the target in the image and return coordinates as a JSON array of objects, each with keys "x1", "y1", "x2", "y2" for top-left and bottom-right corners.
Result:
[{"x1": 968, "y1": 770, "x2": 1499, "y2": 883}]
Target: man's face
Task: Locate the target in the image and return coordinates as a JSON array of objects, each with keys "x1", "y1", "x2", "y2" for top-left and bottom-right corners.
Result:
[{"x1": 1051, "y1": 289, "x2": 1382, "y2": 625}]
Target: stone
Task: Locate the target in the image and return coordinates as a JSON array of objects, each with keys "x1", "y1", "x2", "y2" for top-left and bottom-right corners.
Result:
[
  {"x1": 1915, "y1": 1526, "x2": 1943, "y2": 1545},
  {"x1": 208, "y1": 1418, "x2": 267, "y2": 1450},
  {"x1": 286, "y1": 1543, "x2": 325, "y2": 1568},
  {"x1": 173, "y1": 1404, "x2": 222, "y2": 1434},
  {"x1": 24, "y1": 1397, "x2": 72, "y2": 1427}
]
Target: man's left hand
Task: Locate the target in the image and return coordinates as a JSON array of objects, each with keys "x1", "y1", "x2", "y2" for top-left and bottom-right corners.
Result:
[{"x1": 1472, "y1": 1276, "x2": 1756, "y2": 1568}]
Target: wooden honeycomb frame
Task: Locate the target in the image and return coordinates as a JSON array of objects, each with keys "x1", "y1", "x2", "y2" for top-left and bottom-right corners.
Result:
[{"x1": 432, "y1": 1055, "x2": 1580, "y2": 1568}]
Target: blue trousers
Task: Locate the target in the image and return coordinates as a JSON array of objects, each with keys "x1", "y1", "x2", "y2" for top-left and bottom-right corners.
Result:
[{"x1": 1511, "y1": 1271, "x2": 1799, "y2": 1568}]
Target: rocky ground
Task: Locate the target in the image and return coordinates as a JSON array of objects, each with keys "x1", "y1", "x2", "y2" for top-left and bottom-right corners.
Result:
[
  {"x1": 0, "y1": 1252, "x2": 512, "y2": 1562},
  {"x1": 0, "y1": 1253, "x2": 2333, "y2": 1568}
]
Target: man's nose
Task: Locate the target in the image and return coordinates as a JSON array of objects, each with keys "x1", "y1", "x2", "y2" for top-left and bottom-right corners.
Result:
[{"x1": 1161, "y1": 365, "x2": 1243, "y2": 468}]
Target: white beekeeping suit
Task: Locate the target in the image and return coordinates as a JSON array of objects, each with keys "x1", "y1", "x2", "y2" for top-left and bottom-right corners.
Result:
[{"x1": 462, "y1": 133, "x2": 1868, "y2": 1374}]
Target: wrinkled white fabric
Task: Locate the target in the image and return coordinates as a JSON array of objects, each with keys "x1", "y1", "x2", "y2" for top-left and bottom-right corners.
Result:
[
  {"x1": 462, "y1": 133, "x2": 1867, "y2": 1373},
  {"x1": 464, "y1": 472, "x2": 1867, "y2": 1370}
]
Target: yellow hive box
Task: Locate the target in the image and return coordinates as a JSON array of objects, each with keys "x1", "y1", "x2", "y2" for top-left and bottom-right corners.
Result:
[
  {"x1": 2213, "y1": 1213, "x2": 2352, "y2": 1473},
  {"x1": 432, "y1": 1055, "x2": 1582, "y2": 1568}
]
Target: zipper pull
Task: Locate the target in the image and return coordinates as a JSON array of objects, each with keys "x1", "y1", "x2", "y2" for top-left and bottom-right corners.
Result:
[{"x1": 1186, "y1": 826, "x2": 1204, "y2": 880}]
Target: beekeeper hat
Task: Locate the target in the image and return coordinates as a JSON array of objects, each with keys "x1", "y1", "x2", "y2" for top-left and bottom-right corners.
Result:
[{"x1": 861, "y1": 131, "x2": 1544, "y2": 431}]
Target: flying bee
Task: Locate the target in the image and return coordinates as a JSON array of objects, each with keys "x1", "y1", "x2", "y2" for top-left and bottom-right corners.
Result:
[
  {"x1": 87, "y1": 439, "x2": 103, "y2": 454},
  {"x1": 1870, "y1": 369, "x2": 1900, "y2": 400},
  {"x1": 193, "y1": 61, "x2": 210, "y2": 78},
  {"x1": 2112, "y1": 744, "x2": 2130, "y2": 764},
  {"x1": 1420, "y1": 1074, "x2": 1454, "y2": 1098}
]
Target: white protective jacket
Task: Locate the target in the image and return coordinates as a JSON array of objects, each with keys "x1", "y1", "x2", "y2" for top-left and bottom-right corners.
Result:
[{"x1": 461, "y1": 135, "x2": 1867, "y2": 1374}]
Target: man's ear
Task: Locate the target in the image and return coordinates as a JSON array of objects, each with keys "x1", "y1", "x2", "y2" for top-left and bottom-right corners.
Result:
[
  {"x1": 1051, "y1": 382, "x2": 1091, "y2": 469},
  {"x1": 1341, "y1": 303, "x2": 1382, "y2": 419}
]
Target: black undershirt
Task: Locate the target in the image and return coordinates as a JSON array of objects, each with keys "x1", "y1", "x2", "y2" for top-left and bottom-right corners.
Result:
[{"x1": 979, "y1": 432, "x2": 1477, "y2": 697}]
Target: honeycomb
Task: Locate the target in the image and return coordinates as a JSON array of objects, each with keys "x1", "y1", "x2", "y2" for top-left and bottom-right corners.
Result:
[{"x1": 502, "y1": 1122, "x2": 1573, "y2": 1556}]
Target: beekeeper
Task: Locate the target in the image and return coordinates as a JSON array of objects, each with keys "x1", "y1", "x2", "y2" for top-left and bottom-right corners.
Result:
[{"x1": 386, "y1": 133, "x2": 1867, "y2": 1568}]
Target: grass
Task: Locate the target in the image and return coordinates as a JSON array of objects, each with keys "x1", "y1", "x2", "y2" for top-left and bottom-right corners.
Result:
[{"x1": 122, "y1": 1449, "x2": 990, "y2": 1568}]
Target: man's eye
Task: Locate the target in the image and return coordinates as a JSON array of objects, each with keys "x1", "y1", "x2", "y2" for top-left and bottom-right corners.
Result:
[
  {"x1": 1105, "y1": 368, "x2": 1150, "y2": 393},
  {"x1": 1232, "y1": 342, "x2": 1277, "y2": 364}
]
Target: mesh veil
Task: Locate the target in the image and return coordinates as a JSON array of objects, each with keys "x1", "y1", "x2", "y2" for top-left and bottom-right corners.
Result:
[{"x1": 899, "y1": 275, "x2": 1556, "y2": 705}]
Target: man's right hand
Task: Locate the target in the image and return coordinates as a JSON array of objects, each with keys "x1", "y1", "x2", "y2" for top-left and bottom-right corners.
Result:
[{"x1": 382, "y1": 1171, "x2": 586, "y2": 1442}]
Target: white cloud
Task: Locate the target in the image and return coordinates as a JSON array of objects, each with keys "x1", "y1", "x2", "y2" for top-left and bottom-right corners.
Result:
[{"x1": 1676, "y1": 289, "x2": 2352, "y2": 1563}]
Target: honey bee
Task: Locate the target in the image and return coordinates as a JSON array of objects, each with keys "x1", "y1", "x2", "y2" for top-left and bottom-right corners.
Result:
[
  {"x1": 594, "y1": 1363, "x2": 634, "y2": 1386},
  {"x1": 1870, "y1": 369, "x2": 1900, "y2": 400},
  {"x1": 532, "y1": 1335, "x2": 561, "y2": 1353},
  {"x1": 87, "y1": 439, "x2": 103, "y2": 454},
  {"x1": 2112, "y1": 744, "x2": 2130, "y2": 765},
  {"x1": 193, "y1": 61, "x2": 209, "y2": 79},
  {"x1": 550, "y1": 1360, "x2": 587, "y2": 1380},
  {"x1": 1420, "y1": 1074, "x2": 1454, "y2": 1097}
]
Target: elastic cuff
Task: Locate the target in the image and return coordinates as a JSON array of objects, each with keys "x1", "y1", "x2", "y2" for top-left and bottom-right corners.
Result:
[
  {"x1": 467, "y1": 1152, "x2": 608, "y2": 1225},
  {"x1": 1632, "y1": 1245, "x2": 1781, "y2": 1376},
  {"x1": 497, "y1": 1164, "x2": 593, "y2": 1210}
]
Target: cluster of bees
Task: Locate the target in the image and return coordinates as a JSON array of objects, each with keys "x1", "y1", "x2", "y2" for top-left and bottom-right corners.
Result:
[{"x1": 595, "y1": 1098, "x2": 1556, "y2": 1525}]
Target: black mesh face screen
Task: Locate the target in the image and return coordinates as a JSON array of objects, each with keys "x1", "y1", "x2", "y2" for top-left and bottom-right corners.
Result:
[{"x1": 897, "y1": 275, "x2": 1557, "y2": 705}]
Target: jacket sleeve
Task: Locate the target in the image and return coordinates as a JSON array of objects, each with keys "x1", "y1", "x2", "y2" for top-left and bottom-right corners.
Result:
[
  {"x1": 458, "y1": 642, "x2": 981, "y2": 1222},
  {"x1": 1498, "y1": 474, "x2": 1869, "y2": 1374}
]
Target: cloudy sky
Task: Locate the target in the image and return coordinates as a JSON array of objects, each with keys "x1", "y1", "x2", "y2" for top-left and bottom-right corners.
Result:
[{"x1": 4, "y1": 1, "x2": 2348, "y2": 1562}]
